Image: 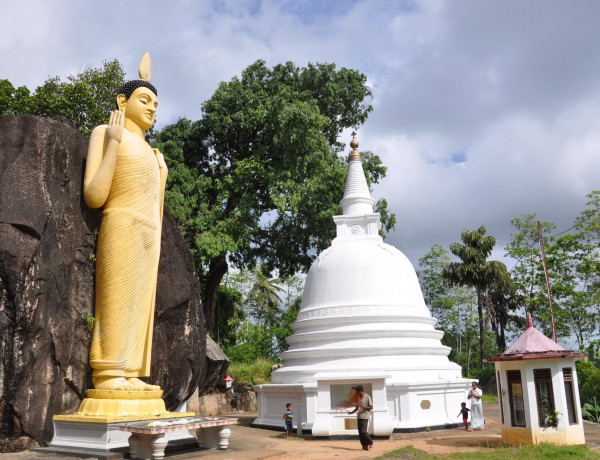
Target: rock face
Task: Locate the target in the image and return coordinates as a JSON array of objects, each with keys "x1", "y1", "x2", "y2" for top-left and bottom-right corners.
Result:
[
  {"x1": 150, "y1": 208, "x2": 206, "y2": 410},
  {"x1": 200, "y1": 335, "x2": 229, "y2": 392},
  {"x1": 0, "y1": 115, "x2": 217, "y2": 448},
  {"x1": 0, "y1": 115, "x2": 97, "y2": 448}
]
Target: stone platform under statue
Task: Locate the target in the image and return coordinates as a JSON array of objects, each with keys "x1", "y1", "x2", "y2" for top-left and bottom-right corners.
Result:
[
  {"x1": 42, "y1": 388, "x2": 196, "y2": 456},
  {"x1": 40, "y1": 415, "x2": 237, "y2": 459},
  {"x1": 39, "y1": 393, "x2": 237, "y2": 459}
]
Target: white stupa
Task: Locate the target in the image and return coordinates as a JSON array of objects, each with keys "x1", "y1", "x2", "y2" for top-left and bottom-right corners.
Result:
[{"x1": 254, "y1": 134, "x2": 471, "y2": 436}]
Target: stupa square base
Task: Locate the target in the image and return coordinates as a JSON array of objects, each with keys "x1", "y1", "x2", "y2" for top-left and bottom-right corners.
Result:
[{"x1": 255, "y1": 375, "x2": 472, "y2": 436}]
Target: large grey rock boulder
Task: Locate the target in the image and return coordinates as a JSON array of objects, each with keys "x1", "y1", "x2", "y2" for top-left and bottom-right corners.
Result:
[
  {"x1": 200, "y1": 335, "x2": 229, "y2": 392},
  {"x1": 0, "y1": 115, "x2": 220, "y2": 449},
  {"x1": 0, "y1": 115, "x2": 96, "y2": 449}
]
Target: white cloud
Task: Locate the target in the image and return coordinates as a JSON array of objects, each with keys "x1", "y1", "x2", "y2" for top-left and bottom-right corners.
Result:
[{"x1": 2, "y1": 0, "x2": 600, "y2": 269}]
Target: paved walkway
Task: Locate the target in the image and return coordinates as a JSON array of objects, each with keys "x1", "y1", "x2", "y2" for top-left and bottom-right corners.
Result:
[{"x1": 2, "y1": 403, "x2": 599, "y2": 459}]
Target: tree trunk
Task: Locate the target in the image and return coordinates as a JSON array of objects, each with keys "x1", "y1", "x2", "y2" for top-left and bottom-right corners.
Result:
[
  {"x1": 490, "y1": 315, "x2": 500, "y2": 352},
  {"x1": 490, "y1": 309, "x2": 507, "y2": 353},
  {"x1": 477, "y1": 289, "x2": 484, "y2": 368},
  {"x1": 492, "y1": 317, "x2": 507, "y2": 353},
  {"x1": 203, "y1": 255, "x2": 229, "y2": 333},
  {"x1": 499, "y1": 321, "x2": 507, "y2": 352}
]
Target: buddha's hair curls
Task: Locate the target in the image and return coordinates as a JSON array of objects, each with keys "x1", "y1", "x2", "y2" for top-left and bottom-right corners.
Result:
[{"x1": 117, "y1": 80, "x2": 157, "y2": 99}]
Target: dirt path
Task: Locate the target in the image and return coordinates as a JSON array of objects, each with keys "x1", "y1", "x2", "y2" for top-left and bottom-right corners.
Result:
[{"x1": 213, "y1": 403, "x2": 505, "y2": 460}]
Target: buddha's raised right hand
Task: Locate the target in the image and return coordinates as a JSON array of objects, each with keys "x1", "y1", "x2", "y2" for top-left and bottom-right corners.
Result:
[{"x1": 107, "y1": 109, "x2": 124, "y2": 143}]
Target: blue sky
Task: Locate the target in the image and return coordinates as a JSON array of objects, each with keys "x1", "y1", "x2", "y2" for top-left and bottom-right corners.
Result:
[{"x1": 2, "y1": 0, "x2": 600, "y2": 268}]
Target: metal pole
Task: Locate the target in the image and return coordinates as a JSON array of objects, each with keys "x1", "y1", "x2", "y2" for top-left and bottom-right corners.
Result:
[{"x1": 537, "y1": 221, "x2": 557, "y2": 343}]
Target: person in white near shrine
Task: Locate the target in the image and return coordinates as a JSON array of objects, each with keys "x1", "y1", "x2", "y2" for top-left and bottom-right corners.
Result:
[{"x1": 468, "y1": 381, "x2": 484, "y2": 430}]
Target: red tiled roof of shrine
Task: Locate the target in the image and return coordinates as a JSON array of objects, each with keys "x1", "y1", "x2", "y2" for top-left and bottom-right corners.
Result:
[{"x1": 485, "y1": 313, "x2": 587, "y2": 362}]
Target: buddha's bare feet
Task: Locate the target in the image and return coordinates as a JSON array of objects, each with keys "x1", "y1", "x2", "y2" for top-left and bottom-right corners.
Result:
[
  {"x1": 93, "y1": 376, "x2": 139, "y2": 391},
  {"x1": 128, "y1": 377, "x2": 161, "y2": 391}
]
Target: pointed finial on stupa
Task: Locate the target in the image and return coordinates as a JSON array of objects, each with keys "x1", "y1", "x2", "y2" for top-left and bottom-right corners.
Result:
[
  {"x1": 526, "y1": 312, "x2": 534, "y2": 329},
  {"x1": 340, "y1": 131, "x2": 374, "y2": 215},
  {"x1": 347, "y1": 131, "x2": 362, "y2": 162}
]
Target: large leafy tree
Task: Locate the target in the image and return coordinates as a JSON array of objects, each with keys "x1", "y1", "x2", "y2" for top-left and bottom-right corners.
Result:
[
  {"x1": 574, "y1": 191, "x2": 600, "y2": 340},
  {"x1": 419, "y1": 244, "x2": 455, "y2": 322},
  {"x1": 212, "y1": 283, "x2": 244, "y2": 347},
  {"x1": 220, "y1": 269, "x2": 303, "y2": 362},
  {"x1": 246, "y1": 265, "x2": 283, "y2": 328},
  {"x1": 420, "y1": 243, "x2": 515, "y2": 372},
  {"x1": 505, "y1": 214, "x2": 574, "y2": 340},
  {"x1": 505, "y1": 214, "x2": 556, "y2": 317},
  {"x1": 157, "y1": 60, "x2": 395, "y2": 333},
  {"x1": 548, "y1": 233, "x2": 595, "y2": 347},
  {"x1": 0, "y1": 80, "x2": 32, "y2": 115},
  {"x1": 445, "y1": 226, "x2": 511, "y2": 367},
  {"x1": 485, "y1": 267, "x2": 520, "y2": 353},
  {"x1": 419, "y1": 244, "x2": 480, "y2": 374},
  {"x1": 0, "y1": 59, "x2": 125, "y2": 135},
  {"x1": 507, "y1": 203, "x2": 600, "y2": 349}
]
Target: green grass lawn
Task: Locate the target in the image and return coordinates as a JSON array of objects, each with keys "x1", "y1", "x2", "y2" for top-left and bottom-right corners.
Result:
[
  {"x1": 378, "y1": 443, "x2": 600, "y2": 459},
  {"x1": 481, "y1": 394, "x2": 498, "y2": 404}
]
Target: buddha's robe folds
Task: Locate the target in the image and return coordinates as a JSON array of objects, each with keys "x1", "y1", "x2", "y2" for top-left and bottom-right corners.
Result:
[{"x1": 89, "y1": 132, "x2": 161, "y2": 378}]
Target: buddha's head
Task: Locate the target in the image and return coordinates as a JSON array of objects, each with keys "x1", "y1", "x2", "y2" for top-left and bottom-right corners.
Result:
[{"x1": 116, "y1": 80, "x2": 158, "y2": 131}]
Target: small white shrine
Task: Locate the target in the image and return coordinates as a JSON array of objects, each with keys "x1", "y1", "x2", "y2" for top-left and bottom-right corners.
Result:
[
  {"x1": 253, "y1": 134, "x2": 471, "y2": 436},
  {"x1": 487, "y1": 314, "x2": 586, "y2": 445}
]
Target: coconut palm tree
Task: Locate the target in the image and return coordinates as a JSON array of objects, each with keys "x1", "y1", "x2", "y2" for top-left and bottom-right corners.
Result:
[
  {"x1": 247, "y1": 265, "x2": 283, "y2": 328},
  {"x1": 445, "y1": 226, "x2": 511, "y2": 368}
]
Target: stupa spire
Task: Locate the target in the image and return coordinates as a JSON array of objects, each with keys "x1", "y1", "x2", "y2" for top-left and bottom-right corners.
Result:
[{"x1": 340, "y1": 131, "x2": 375, "y2": 216}]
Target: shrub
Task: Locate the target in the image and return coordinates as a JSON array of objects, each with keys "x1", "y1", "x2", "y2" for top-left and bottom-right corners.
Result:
[
  {"x1": 468, "y1": 365, "x2": 496, "y2": 387},
  {"x1": 576, "y1": 359, "x2": 600, "y2": 405},
  {"x1": 222, "y1": 321, "x2": 275, "y2": 362},
  {"x1": 582, "y1": 397, "x2": 600, "y2": 423},
  {"x1": 228, "y1": 357, "x2": 277, "y2": 386}
]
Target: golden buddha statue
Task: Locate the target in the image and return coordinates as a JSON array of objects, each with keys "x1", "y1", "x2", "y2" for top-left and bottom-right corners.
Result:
[{"x1": 83, "y1": 53, "x2": 167, "y2": 394}]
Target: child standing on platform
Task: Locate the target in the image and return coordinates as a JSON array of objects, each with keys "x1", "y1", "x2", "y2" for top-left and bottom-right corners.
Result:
[{"x1": 283, "y1": 403, "x2": 294, "y2": 438}]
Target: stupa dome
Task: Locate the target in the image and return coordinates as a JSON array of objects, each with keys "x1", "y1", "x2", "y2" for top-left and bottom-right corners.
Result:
[{"x1": 300, "y1": 238, "x2": 429, "y2": 317}]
